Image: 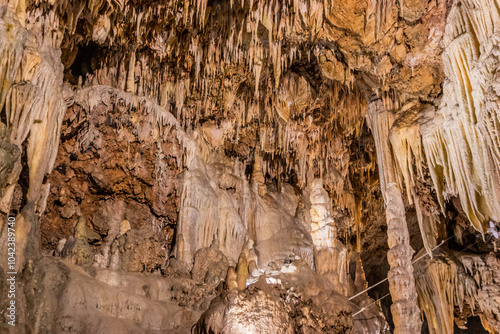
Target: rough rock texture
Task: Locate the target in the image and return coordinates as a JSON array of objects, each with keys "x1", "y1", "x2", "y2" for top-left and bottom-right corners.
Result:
[
  {"x1": 2, "y1": 0, "x2": 500, "y2": 332},
  {"x1": 41, "y1": 86, "x2": 180, "y2": 271},
  {"x1": 195, "y1": 260, "x2": 355, "y2": 334}
]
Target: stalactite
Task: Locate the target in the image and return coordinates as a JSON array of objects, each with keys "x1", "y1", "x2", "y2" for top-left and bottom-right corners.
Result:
[
  {"x1": 417, "y1": 0, "x2": 500, "y2": 235},
  {"x1": 125, "y1": 51, "x2": 136, "y2": 93},
  {"x1": 7, "y1": 0, "x2": 25, "y2": 26},
  {"x1": 354, "y1": 196, "x2": 362, "y2": 252},
  {"x1": 415, "y1": 249, "x2": 500, "y2": 333},
  {"x1": 388, "y1": 103, "x2": 442, "y2": 256}
]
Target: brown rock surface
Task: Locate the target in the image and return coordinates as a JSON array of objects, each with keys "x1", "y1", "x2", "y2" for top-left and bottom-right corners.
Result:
[{"x1": 1, "y1": 0, "x2": 500, "y2": 332}]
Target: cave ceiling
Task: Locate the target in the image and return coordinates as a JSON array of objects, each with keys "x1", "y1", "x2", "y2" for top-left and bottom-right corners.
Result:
[{"x1": 2, "y1": 0, "x2": 500, "y2": 332}]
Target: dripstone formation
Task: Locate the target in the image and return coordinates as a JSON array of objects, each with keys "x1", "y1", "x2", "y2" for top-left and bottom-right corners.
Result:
[{"x1": 1, "y1": 0, "x2": 500, "y2": 333}]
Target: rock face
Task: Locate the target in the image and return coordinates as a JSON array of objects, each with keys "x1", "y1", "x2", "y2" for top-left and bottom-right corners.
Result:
[
  {"x1": 1, "y1": 0, "x2": 500, "y2": 333},
  {"x1": 20, "y1": 257, "x2": 206, "y2": 333}
]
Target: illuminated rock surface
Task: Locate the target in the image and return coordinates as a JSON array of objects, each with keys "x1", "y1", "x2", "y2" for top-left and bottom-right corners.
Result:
[{"x1": 0, "y1": 0, "x2": 500, "y2": 333}]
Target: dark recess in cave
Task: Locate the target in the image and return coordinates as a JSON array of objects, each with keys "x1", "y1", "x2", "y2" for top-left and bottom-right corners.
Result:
[
  {"x1": 66, "y1": 41, "x2": 102, "y2": 85},
  {"x1": 453, "y1": 316, "x2": 488, "y2": 334}
]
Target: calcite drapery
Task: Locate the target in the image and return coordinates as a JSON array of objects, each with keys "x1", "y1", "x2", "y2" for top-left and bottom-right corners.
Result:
[
  {"x1": 409, "y1": 0, "x2": 500, "y2": 331},
  {"x1": 419, "y1": 0, "x2": 500, "y2": 234},
  {"x1": 0, "y1": 4, "x2": 66, "y2": 271},
  {"x1": 415, "y1": 248, "x2": 500, "y2": 333}
]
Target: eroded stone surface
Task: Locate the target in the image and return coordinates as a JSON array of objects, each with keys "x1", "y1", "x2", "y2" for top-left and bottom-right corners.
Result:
[{"x1": 2, "y1": 0, "x2": 500, "y2": 332}]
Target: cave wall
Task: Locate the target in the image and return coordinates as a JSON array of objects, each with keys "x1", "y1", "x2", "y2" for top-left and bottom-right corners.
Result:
[{"x1": 0, "y1": 0, "x2": 500, "y2": 333}]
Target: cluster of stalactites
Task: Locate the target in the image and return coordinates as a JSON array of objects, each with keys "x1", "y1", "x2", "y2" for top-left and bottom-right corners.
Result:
[
  {"x1": 30, "y1": 0, "x2": 385, "y2": 214},
  {"x1": 415, "y1": 250, "x2": 470, "y2": 334},
  {"x1": 0, "y1": 3, "x2": 67, "y2": 272},
  {"x1": 366, "y1": 0, "x2": 500, "y2": 247},
  {"x1": 415, "y1": 249, "x2": 500, "y2": 334},
  {"x1": 72, "y1": 84, "x2": 208, "y2": 175},
  {"x1": 264, "y1": 80, "x2": 367, "y2": 187},
  {"x1": 418, "y1": 0, "x2": 500, "y2": 234},
  {"x1": 56, "y1": 0, "x2": 325, "y2": 101},
  {"x1": 367, "y1": 98, "x2": 443, "y2": 266},
  {"x1": 54, "y1": 0, "x2": 374, "y2": 129}
]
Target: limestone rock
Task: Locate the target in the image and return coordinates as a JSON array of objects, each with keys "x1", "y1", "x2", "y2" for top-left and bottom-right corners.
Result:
[
  {"x1": 117, "y1": 227, "x2": 166, "y2": 272},
  {"x1": 192, "y1": 245, "x2": 229, "y2": 284},
  {"x1": 236, "y1": 253, "x2": 248, "y2": 291},
  {"x1": 74, "y1": 216, "x2": 101, "y2": 244},
  {"x1": 4, "y1": 0, "x2": 500, "y2": 332},
  {"x1": 226, "y1": 266, "x2": 238, "y2": 291}
]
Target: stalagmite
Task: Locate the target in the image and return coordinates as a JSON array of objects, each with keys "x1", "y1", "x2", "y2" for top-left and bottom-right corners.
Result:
[
  {"x1": 226, "y1": 266, "x2": 238, "y2": 290},
  {"x1": 236, "y1": 252, "x2": 248, "y2": 290},
  {"x1": 248, "y1": 260, "x2": 257, "y2": 274},
  {"x1": 309, "y1": 178, "x2": 335, "y2": 248},
  {"x1": 252, "y1": 149, "x2": 267, "y2": 197}
]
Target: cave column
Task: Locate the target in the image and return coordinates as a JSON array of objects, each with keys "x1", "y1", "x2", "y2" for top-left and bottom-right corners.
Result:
[{"x1": 366, "y1": 99, "x2": 422, "y2": 334}]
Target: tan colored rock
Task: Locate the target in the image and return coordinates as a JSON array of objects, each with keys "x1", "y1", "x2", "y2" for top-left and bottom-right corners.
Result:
[
  {"x1": 400, "y1": 0, "x2": 427, "y2": 22},
  {"x1": 191, "y1": 244, "x2": 228, "y2": 284},
  {"x1": 236, "y1": 252, "x2": 248, "y2": 290},
  {"x1": 318, "y1": 50, "x2": 346, "y2": 82},
  {"x1": 119, "y1": 219, "x2": 131, "y2": 235},
  {"x1": 248, "y1": 260, "x2": 257, "y2": 274},
  {"x1": 74, "y1": 216, "x2": 101, "y2": 243},
  {"x1": 275, "y1": 72, "x2": 312, "y2": 122},
  {"x1": 324, "y1": 0, "x2": 368, "y2": 35},
  {"x1": 226, "y1": 266, "x2": 238, "y2": 291},
  {"x1": 92, "y1": 15, "x2": 111, "y2": 44},
  {"x1": 390, "y1": 43, "x2": 407, "y2": 63},
  {"x1": 376, "y1": 56, "x2": 393, "y2": 77}
]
